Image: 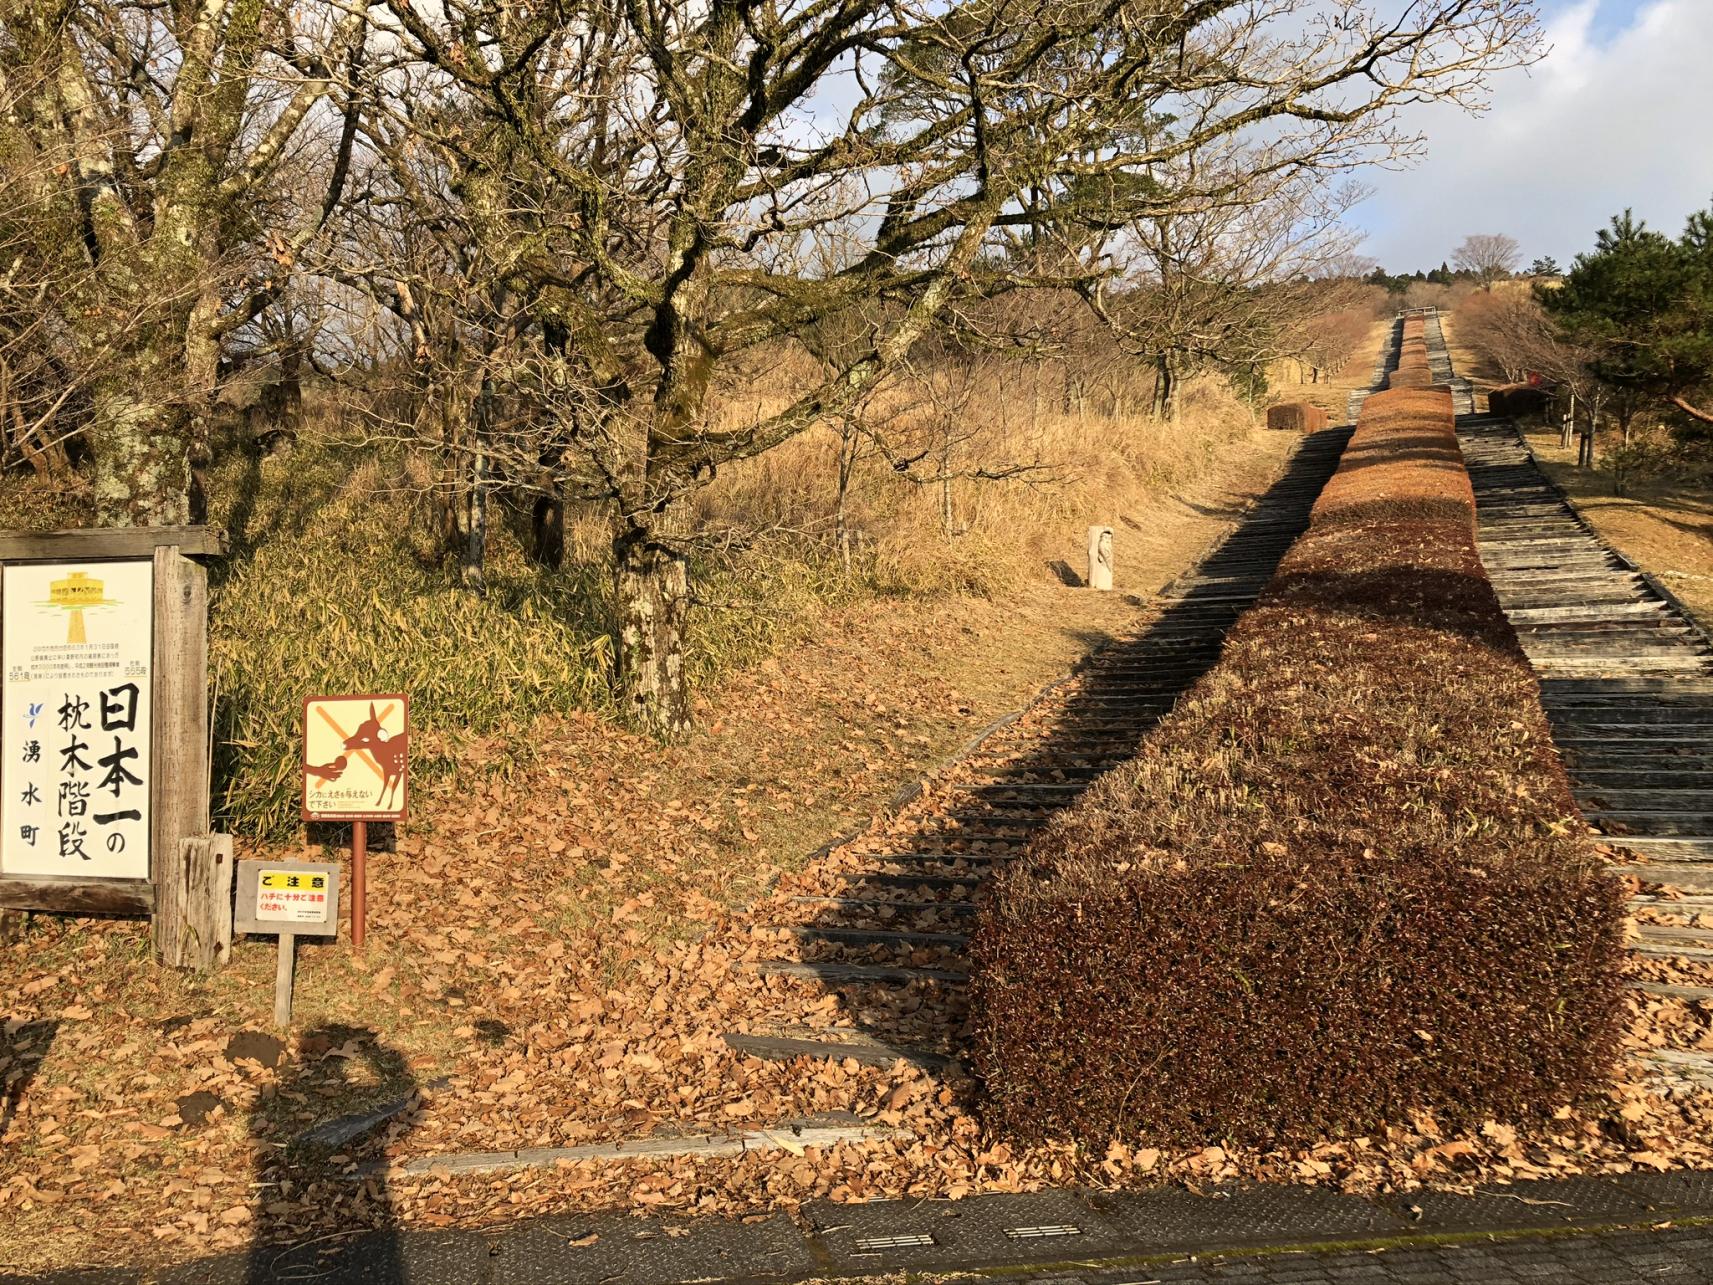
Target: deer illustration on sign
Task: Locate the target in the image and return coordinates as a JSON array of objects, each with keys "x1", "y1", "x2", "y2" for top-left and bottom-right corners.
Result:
[
  {"x1": 302, "y1": 695, "x2": 409, "y2": 822},
  {"x1": 344, "y1": 705, "x2": 407, "y2": 810}
]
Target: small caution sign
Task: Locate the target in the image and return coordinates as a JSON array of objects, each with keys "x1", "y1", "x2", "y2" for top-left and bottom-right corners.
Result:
[
  {"x1": 302, "y1": 694, "x2": 408, "y2": 821},
  {"x1": 236, "y1": 861, "x2": 340, "y2": 938},
  {"x1": 235, "y1": 859, "x2": 341, "y2": 1027},
  {"x1": 256, "y1": 868, "x2": 333, "y2": 925}
]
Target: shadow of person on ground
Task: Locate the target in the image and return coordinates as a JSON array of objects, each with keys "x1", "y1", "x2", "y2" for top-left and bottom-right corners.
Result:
[
  {"x1": 244, "y1": 1025, "x2": 419, "y2": 1285},
  {"x1": 1, "y1": 1017, "x2": 60, "y2": 1143}
]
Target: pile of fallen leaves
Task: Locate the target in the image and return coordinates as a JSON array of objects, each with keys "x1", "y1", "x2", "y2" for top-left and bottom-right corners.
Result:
[{"x1": 2, "y1": 580, "x2": 1143, "y2": 1270}]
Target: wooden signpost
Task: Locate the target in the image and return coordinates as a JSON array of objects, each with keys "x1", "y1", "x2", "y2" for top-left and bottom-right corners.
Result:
[
  {"x1": 303, "y1": 694, "x2": 407, "y2": 950},
  {"x1": 235, "y1": 859, "x2": 340, "y2": 1027},
  {"x1": 0, "y1": 527, "x2": 229, "y2": 969}
]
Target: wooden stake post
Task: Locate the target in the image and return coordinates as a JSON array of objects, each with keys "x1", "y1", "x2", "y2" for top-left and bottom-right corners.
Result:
[
  {"x1": 275, "y1": 930, "x2": 299, "y2": 1028},
  {"x1": 236, "y1": 859, "x2": 340, "y2": 1028},
  {"x1": 1087, "y1": 525, "x2": 1114, "y2": 592},
  {"x1": 0, "y1": 527, "x2": 228, "y2": 968},
  {"x1": 351, "y1": 821, "x2": 367, "y2": 950}
]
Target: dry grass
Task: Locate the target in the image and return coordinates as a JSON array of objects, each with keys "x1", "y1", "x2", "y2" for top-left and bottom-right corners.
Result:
[
  {"x1": 700, "y1": 363, "x2": 1255, "y2": 596},
  {"x1": 1264, "y1": 317, "x2": 1396, "y2": 421},
  {"x1": 0, "y1": 362, "x2": 1261, "y2": 840}
]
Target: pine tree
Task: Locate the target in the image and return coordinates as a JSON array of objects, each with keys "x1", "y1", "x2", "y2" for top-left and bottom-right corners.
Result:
[{"x1": 1544, "y1": 209, "x2": 1713, "y2": 427}]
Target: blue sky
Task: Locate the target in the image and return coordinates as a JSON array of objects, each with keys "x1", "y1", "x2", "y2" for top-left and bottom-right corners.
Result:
[{"x1": 1353, "y1": 0, "x2": 1713, "y2": 270}]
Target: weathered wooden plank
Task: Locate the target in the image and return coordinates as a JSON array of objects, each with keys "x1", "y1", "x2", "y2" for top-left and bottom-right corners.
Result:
[
  {"x1": 1633, "y1": 922, "x2": 1713, "y2": 944},
  {"x1": 1629, "y1": 942, "x2": 1713, "y2": 963},
  {"x1": 1605, "y1": 837, "x2": 1713, "y2": 855},
  {"x1": 1629, "y1": 893, "x2": 1713, "y2": 911},
  {"x1": 724, "y1": 1031, "x2": 952, "y2": 1069},
  {"x1": 154, "y1": 835, "x2": 234, "y2": 972},
  {"x1": 0, "y1": 875, "x2": 153, "y2": 914},
  {"x1": 1578, "y1": 789, "x2": 1713, "y2": 809},
  {"x1": 1578, "y1": 773, "x2": 1713, "y2": 790},
  {"x1": 0, "y1": 526, "x2": 227, "y2": 561},
  {"x1": 0, "y1": 564, "x2": 12, "y2": 943},
  {"x1": 792, "y1": 894, "x2": 979, "y2": 915},
  {"x1": 1546, "y1": 678, "x2": 1713, "y2": 693},
  {"x1": 752, "y1": 959, "x2": 968, "y2": 985},
  {"x1": 1591, "y1": 814, "x2": 1713, "y2": 838},
  {"x1": 1534, "y1": 666, "x2": 1713, "y2": 680},
  {"x1": 1633, "y1": 981, "x2": 1713, "y2": 1002},
  {"x1": 1551, "y1": 713, "x2": 1713, "y2": 728},
  {"x1": 150, "y1": 549, "x2": 218, "y2": 969},
  {"x1": 373, "y1": 1117, "x2": 912, "y2": 1179},
  {"x1": 1558, "y1": 732, "x2": 1713, "y2": 745},
  {"x1": 1509, "y1": 603, "x2": 1668, "y2": 623},
  {"x1": 786, "y1": 924, "x2": 969, "y2": 948},
  {"x1": 1644, "y1": 1048, "x2": 1713, "y2": 1073}
]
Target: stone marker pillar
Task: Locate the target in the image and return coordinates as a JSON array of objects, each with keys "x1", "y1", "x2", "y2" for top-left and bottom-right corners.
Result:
[{"x1": 1087, "y1": 525, "x2": 1114, "y2": 591}]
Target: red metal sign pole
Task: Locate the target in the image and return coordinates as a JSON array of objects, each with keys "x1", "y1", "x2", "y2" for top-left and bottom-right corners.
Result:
[{"x1": 351, "y1": 821, "x2": 367, "y2": 951}]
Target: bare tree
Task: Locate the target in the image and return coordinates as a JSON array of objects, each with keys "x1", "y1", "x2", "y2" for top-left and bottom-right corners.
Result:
[
  {"x1": 1453, "y1": 285, "x2": 1627, "y2": 463},
  {"x1": 1293, "y1": 302, "x2": 1380, "y2": 384},
  {"x1": 342, "y1": 0, "x2": 1542, "y2": 735},
  {"x1": 1088, "y1": 165, "x2": 1372, "y2": 417},
  {"x1": 1453, "y1": 233, "x2": 1522, "y2": 291},
  {"x1": 1457, "y1": 287, "x2": 1601, "y2": 396}
]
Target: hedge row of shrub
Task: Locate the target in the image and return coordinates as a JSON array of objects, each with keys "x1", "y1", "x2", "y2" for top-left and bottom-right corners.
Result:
[
  {"x1": 1489, "y1": 384, "x2": 1552, "y2": 418},
  {"x1": 969, "y1": 383, "x2": 1625, "y2": 1149},
  {"x1": 1309, "y1": 388, "x2": 1475, "y2": 527},
  {"x1": 1384, "y1": 316, "x2": 1437, "y2": 390},
  {"x1": 1266, "y1": 403, "x2": 1330, "y2": 432}
]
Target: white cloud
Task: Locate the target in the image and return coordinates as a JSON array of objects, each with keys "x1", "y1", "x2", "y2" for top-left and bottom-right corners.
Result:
[{"x1": 1355, "y1": 0, "x2": 1713, "y2": 269}]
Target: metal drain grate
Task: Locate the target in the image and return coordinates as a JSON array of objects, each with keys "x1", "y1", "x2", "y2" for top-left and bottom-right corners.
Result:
[
  {"x1": 1003, "y1": 1224, "x2": 1083, "y2": 1241},
  {"x1": 853, "y1": 1232, "x2": 937, "y2": 1253}
]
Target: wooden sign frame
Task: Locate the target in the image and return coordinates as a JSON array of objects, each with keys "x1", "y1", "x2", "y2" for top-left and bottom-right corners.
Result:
[
  {"x1": 0, "y1": 526, "x2": 227, "y2": 969},
  {"x1": 235, "y1": 859, "x2": 341, "y2": 938}
]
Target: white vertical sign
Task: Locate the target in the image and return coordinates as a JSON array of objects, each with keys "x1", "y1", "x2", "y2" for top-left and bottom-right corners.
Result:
[{"x1": 2, "y1": 561, "x2": 153, "y2": 879}]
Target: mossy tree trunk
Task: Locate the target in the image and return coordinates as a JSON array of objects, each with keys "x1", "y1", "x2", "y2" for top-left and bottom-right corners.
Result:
[
  {"x1": 89, "y1": 376, "x2": 198, "y2": 527},
  {"x1": 614, "y1": 150, "x2": 725, "y2": 736},
  {"x1": 5, "y1": 0, "x2": 361, "y2": 527},
  {"x1": 612, "y1": 498, "x2": 693, "y2": 739},
  {"x1": 530, "y1": 497, "x2": 566, "y2": 568},
  {"x1": 1151, "y1": 352, "x2": 1178, "y2": 421}
]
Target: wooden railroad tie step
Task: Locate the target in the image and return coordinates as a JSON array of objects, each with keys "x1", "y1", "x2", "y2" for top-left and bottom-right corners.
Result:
[
  {"x1": 724, "y1": 424, "x2": 1357, "y2": 1069},
  {"x1": 792, "y1": 894, "x2": 979, "y2": 916},
  {"x1": 1633, "y1": 980, "x2": 1713, "y2": 1003},
  {"x1": 751, "y1": 959, "x2": 968, "y2": 985},
  {"x1": 722, "y1": 1029, "x2": 954, "y2": 1069},
  {"x1": 839, "y1": 873, "x2": 983, "y2": 894},
  {"x1": 782, "y1": 924, "x2": 970, "y2": 949}
]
